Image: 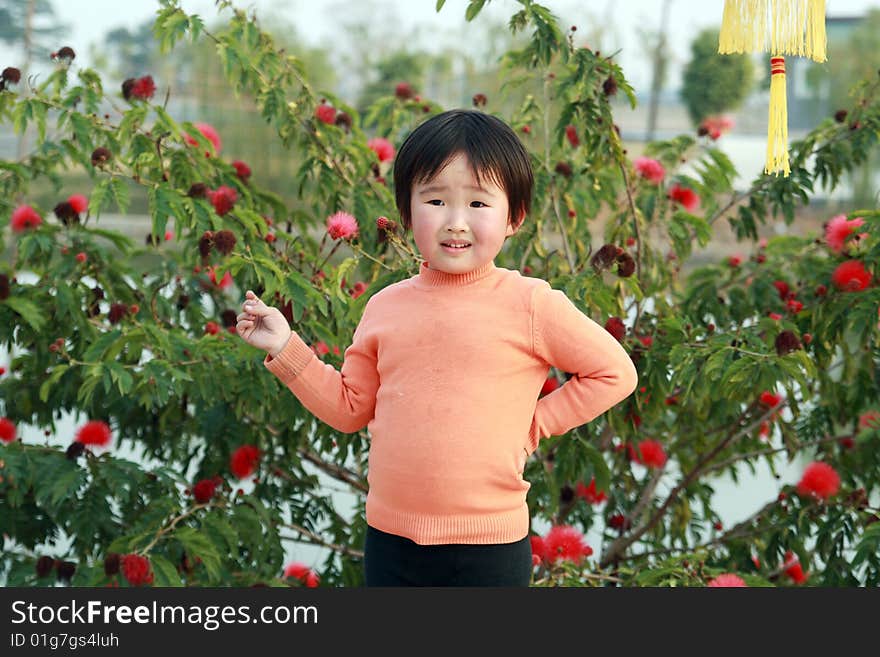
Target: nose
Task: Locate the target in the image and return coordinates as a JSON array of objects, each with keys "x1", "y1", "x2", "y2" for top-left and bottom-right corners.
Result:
[{"x1": 444, "y1": 208, "x2": 468, "y2": 233}]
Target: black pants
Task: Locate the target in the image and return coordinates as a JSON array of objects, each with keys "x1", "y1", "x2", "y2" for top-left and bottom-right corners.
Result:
[{"x1": 363, "y1": 525, "x2": 532, "y2": 587}]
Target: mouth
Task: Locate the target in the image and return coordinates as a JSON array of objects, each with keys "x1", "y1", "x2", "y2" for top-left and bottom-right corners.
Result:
[{"x1": 440, "y1": 241, "x2": 471, "y2": 250}]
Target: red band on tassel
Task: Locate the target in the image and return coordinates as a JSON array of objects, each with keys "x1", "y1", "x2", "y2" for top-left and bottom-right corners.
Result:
[{"x1": 770, "y1": 56, "x2": 786, "y2": 76}]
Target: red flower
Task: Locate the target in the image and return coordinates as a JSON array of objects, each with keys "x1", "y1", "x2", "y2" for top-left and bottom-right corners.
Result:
[
  {"x1": 831, "y1": 260, "x2": 871, "y2": 291},
  {"x1": 608, "y1": 513, "x2": 627, "y2": 529},
  {"x1": 604, "y1": 316, "x2": 626, "y2": 342},
  {"x1": 575, "y1": 478, "x2": 607, "y2": 504},
  {"x1": 858, "y1": 410, "x2": 880, "y2": 431},
  {"x1": 192, "y1": 478, "x2": 217, "y2": 504},
  {"x1": 230, "y1": 445, "x2": 260, "y2": 479},
  {"x1": 184, "y1": 122, "x2": 222, "y2": 156},
  {"x1": 68, "y1": 194, "x2": 88, "y2": 215},
  {"x1": 631, "y1": 439, "x2": 667, "y2": 468},
  {"x1": 773, "y1": 280, "x2": 790, "y2": 300},
  {"x1": 283, "y1": 562, "x2": 320, "y2": 587},
  {"x1": 540, "y1": 375, "x2": 560, "y2": 396},
  {"x1": 759, "y1": 390, "x2": 783, "y2": 407},
  {"x1": 326, "y1": 211, "x2": 359, "y2": 240},
  {"x1": 75, "y1": 420, "x2": 112, "y2": 447},
  {"x1": 707, "y1": 573, "x2": 747, "y2": 587},
  {"x1": 768, "y1": 312, "x2": 783, "y2": 321},
  {"x1": 367, "y1": 137, "x2": 395, "y2": 162},
  {"x1": 131, "y1": 75, "x2": 156, "y2": 100},
  {"x1": 394, "y1": 82, "x2": 414, "y2": 99},
  {"x1": 314, "y1": 103, "x2": 336, "y2": 124},
  {"x1": 786, "y1": 299, "x2": 803, "y2": 314},
  {"x1": 728, "y1": 255, "x2": 743, "y2": 267},
  {"x1": 121, "y1": 554, "x2": 153, "y2": 586},
  {"x1": 350, "y1": 281, "x2": 368, "y2": 299},
  {"x1": 634, "y1": 157, "x2": 665, "y2": 184},
  {"x1": 796, "y1": 461, "x2": 840, "y2": 500},
  {"x1": 782, "y1": 551, "x2": 807, "y2": 584},
  {"x1": 668, "y1": 184, "x2": 700, "y2": 212},
  {"x1": 312, "y1": 341, "x2": 330, "y2": 357},
  {"x1": 207, "y1": 267, "x2": 233, "y2": 290},
  {"x1": 232, "y1": 160, "x2": 251, "y2": 182},
  {"x1": 564, "y1": 124, "x2": 579, "y2": 148},
  {"x1": 208, "y1": 186, "x2": 237, "y2": 216},
  {"x1": 205, "y1": 321, "x2": 220, "y2": 335},
  {"x1": 529, "y1": 535, "x2": 546, "y2": 566},
  {"x1": 825, "y1": 214, "x2": 867, "y2": 253},
  {"x1": 11, "y1": 205, "x2": 42, "y2": 232},
  {"x1": 0, "y1": 417, "x2": 17, "y2": 443},
  {"x1": 542, "y1": 525, "x2": 593, "y2": 565}
]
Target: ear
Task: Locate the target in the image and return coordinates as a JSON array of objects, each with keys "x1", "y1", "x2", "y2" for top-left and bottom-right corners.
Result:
[{"x1": 506, "y1": 210, "x2": 525, "y2": 237}]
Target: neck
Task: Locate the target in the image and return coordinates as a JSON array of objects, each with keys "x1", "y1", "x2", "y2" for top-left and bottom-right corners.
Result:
[{"x1": 414, "y1": 260, "x2": 497, "y2": 288}]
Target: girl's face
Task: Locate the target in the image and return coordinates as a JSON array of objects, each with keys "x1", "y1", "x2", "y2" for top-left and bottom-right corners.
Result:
[{"x1": 411, "y1": 153, "x2": 520, "y2": 275}]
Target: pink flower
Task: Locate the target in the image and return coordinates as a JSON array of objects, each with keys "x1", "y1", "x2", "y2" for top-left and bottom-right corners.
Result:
[
  {"x1": 669, "y1": 184, "x2": 700, "y2": 212},
  {"x1": 326, "y1": 211, "x2": 358, "y2": 240},
  {"x1": 796, "y1": 461, "x2": 840, "y2": 500},
  {"x1": 367, "y1": 137, "x2": 396, "y2": 162},
  {"x1": 542, "y1": 525, "x2": 593, "y2": 565},
  {"x1": 831, "y1": 260, "x2": 871, "y2": 292},
  {"x1": 699, "y1": 115, "x2": 735, "y2": 140},
  {"x1": 707, "y1": 573, "x2": 747, "y2": 587},
  {"x1": 634, "y1": 157, "x2": 665, "y2": 184},
  {"x1": 11, "y1": 205, "x2": 42, "y2": 232},
  {"x1": 825, "y1": 214, "x2": 867, "y2": 253},
  {"x1": 184, "y1": 122, "x2": 222, "y2": 156},
  {"x1": 75, "y1": 420, "x2": 112, "y2": 447}
]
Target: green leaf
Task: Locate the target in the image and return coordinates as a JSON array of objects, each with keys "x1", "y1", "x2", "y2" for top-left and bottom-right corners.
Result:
[
  {"x1": 40, "y1": 365, "x2": 71, "y2": 403},
  {"x1": 465, "y1": 0, "x2": 486, "y2": 21},
  {"x1": 580, "y1": 439, "x2": 611, "y2": 494},
  {"x1": 436, "y1": 0, "x2": 447, "y2": 10},
  {"x1": 4, "y1": 296, "x2": 46, "y2": 332},
  {"x1": 173, "y1": 526, "x2": 223, "y2": 582},
  {"x1": 149, "y1": 554, "x2": 183, "y2": 587}
]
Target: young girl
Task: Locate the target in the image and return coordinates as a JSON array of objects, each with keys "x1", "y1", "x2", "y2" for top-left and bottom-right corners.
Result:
[{"x1": 236, "y1": 109, "x2": 638, "y2": 586}]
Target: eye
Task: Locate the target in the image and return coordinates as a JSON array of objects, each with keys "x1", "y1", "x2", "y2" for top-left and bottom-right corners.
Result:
[
  {"x1": 427, "y1": 199, "x2": 444, "y2": 206},
  {"x1": 470, "y1": 201, "x2": 488, "y2": 208}
]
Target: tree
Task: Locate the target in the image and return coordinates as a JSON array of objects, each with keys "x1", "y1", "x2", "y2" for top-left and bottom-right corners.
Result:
[
  {"x1": 1, "y1": 0, "x2": 879, "y2": 588},
  {"x1": 680, "y1": 28, "x2": 754, "y2": 125}
]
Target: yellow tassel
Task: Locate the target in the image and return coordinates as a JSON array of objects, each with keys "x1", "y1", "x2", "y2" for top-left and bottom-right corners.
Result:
[
  {"x1": 719, "y1": 0, "x2": 826, "y2": 62},
  {"x1": 766, "y1": 56, "x2": 790, "y2": 176}
]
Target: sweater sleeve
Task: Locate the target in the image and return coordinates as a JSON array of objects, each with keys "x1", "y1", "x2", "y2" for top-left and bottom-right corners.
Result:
[
  {"x1": 527, "y1": 283, "x2": 638, "y2": 453},
  {"x1": 262, "y1": 300, "x2": 379, "y2": 434}
]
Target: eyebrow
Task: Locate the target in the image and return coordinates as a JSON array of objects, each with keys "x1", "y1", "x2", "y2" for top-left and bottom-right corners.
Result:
[{"x1": 416, "y1": 184, "x2": 489, "y2": 194}]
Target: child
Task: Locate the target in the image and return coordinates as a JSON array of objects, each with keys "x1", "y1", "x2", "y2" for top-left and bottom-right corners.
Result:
[{"x1": 236, "y1": 109, "x2": 638, "y2": 586}]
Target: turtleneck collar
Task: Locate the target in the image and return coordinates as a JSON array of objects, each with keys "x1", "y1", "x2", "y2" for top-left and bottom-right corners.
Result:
[{"x1": 413, "y1": 259, "x2": 498, "y2": 289}]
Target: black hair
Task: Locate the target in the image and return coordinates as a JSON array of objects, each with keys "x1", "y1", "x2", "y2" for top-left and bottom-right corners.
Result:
[{"x1": 392, "y1": 109, "x2": 533, "y2": 231}]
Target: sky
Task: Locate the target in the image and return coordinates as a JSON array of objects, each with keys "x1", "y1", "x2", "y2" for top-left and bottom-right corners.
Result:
[{"x1": 7, "y1": 0, "x2": 880, "y2": 93}]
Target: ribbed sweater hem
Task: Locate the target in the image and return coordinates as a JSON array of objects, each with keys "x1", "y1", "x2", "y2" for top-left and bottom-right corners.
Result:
[{"x1": 366, "y1": 496, "x2": 530, "y2": 545}]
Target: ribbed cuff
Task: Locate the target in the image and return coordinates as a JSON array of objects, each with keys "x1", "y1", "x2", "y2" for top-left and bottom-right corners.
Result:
[{"x1": 263, "y1": 331, "x2": 315, "y2": 379}]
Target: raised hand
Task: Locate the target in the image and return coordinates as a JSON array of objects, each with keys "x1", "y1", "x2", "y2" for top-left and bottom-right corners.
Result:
[{"x1": 236, "y1": 290, "x2": 292, "y2": 356}]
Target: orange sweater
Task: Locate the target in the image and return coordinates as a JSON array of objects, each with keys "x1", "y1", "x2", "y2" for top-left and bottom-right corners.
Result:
[{"x1": 264, "y1": 260, "x2": 638, "y2": 545}]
